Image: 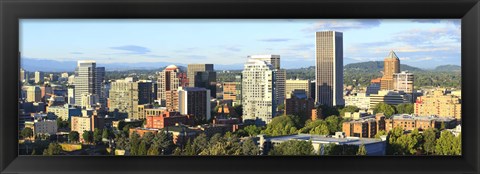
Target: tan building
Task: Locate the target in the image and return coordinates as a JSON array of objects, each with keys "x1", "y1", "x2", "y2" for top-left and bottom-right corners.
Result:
[
  {"x1": 165, "y1": 90, "x2": 179, "y2": 111},
  {"x1": 414, "y1": 89, "x2": 461, "y2": 119},
  {"x1": 285, "y1": 79, "x2": 311, "y2": 99},
  {"x1": 342, "y1": 117, "x2": 378, "y2": 138},
  {"x1": 158, "y1": 65, "x2": 187, "y2": 105},
  {"x1": 311, "y1": 108, "x2": 322, "y2": 121},
  {"x1": 344, "y1": 93, "x2": 370, "y2": 109},
  {"x1": 369, "y1": 90, "x2": 407, "y2": 109},
  {"x1": 385, "y1": 114, "x2": 457, "y2": 132},
  {"x1": 109, "y1": 80, "x2": 139, "y2": 119},
  {"x1": 380, "y1": 51, "x2": 400, "y2": 90},
  {"x1": 223, "y1": 81, "x2": 241, "y2": 105},
  {"x1": 145, "y1": 107, "x2": 166, "y2": 117},
  {"x1": 71, "y1": 115, "x2": 103, "y2": 141},
  {"x1": 136, "y1": 104, "x2": 153, "y2": 120},
  {"x1": 26, "y1": 86, "x2": 41, "y2": 102}
]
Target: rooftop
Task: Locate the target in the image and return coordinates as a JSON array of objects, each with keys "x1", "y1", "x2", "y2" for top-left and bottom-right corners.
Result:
[
  {"x1": 386, "y1": 50, "x2": 399, "y2": 59},
  {"x1": 391, "y1": 114, "x2": 456, "y2": 121},
  {"x1": 265, "y1": 134, "x2": 384, "y2": 145}
]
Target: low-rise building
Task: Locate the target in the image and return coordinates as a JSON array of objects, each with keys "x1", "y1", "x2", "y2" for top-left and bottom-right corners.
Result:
[
  {"x1": 344, "y1": 93, "x2": 370, "y2": 110},
  {"x1": 25, "y1": 119, "x2": 58, "y2": 135},
  {"x1": 258, "y1": 133, "x2": 386, "y2": 155},
  {"x1": 369, "y1": 90, "x2": 408, "y2": 109},
  {"x1": 385, "y1": 114, "x2": 457, "y2": 132},
  {"x1": 145, "y1": 111, "x2": 190, "y2": 129},
  {"x1": 342, "y1": 115, "x2": 384, "y2": 138},
  {"x1": 46, "y1": 104, "x2": 81, "y2": 121}
]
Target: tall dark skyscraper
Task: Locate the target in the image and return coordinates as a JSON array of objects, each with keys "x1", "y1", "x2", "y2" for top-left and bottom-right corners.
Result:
[
  {"x1": 315, "y1": 31, "x2": 344, "y2": 107},
  {"x1": 187, "y1": 64, "x2": 217, "y2": 98}
]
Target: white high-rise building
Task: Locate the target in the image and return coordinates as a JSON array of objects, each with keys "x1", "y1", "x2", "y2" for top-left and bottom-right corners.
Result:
[
  {"x1": 34, "y1": 71, "x2": 43, "y2": 84},
  {"x1": 68, "y1": 88, "x2": 75, "y2": 105},
  {"x1": 247, "y1": 55, "x2": 285, "y2": 107},
  {"x1": 315, "y1": 31, "x2": 344, "y2": 106},
  {"x1": 20, "y1": 68, "x2": 26, "y2": 82},
  {"x1": 242, "y1": 57, "x2": 276, "y2": 125},
  {"x1": 73, "y1": 60, "x2": 104, "y2": 106}
]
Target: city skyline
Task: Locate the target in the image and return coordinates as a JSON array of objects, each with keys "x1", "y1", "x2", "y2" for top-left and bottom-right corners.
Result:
[{"x1": 20, "y1": 19, "x2": 460, "y2": 70}]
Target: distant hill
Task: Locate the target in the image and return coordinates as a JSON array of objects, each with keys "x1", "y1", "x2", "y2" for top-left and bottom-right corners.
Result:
[
  {"x1": 434, "y1": 65, "x2": 461, "y2": 72},
  {"x1": 344, "y1": 61, "x2": 424, "y2": 73}
]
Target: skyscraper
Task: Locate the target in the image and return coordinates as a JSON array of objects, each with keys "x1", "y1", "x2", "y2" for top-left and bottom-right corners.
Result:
[
  {"x1": 242, "y1": 57, "x2": 276, "y2": 125},
  {"x1": 178, "y1": 87, "x2": 211, "y2": 123},
  {"x1": 109, "y1": 78, "x2": 152, "y2": 119},
  {"x1": 95, "y1": 67, "x2": 106, "y2": 107},
  {"x1": 34, "y1": 71, "x2": 43, "y2": 84},
  {"x1": 381, "y1": 51, "x2": 400, "y2": 90},
  {"x1": 20, "y1": 68, "x2": 26, "y2": 83},
  {"x1": 248, "y1": 55, "x2": 285, "y2": 107},
  {"x1": 187, "y1": 64, "x2": 217, "y2": 98},
  {"x1": 157, "y1": 65, "x2": 187, "y2": 106},
  {"x1": 223, "y1": 76, "x2": 243, "y2": 106},
  {"x1": 26, "y1": 86, "x2": 41, "y2": 102},
  {"x1": 74, "y1": 61, "x2": 97, "y2": 106},
  {"x1": 315, "y1": 31, "x2": 344, "y2": 106}
]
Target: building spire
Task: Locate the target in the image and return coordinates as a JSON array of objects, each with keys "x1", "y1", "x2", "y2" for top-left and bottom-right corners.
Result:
[{"x1": 387, "y1": 50, "x2": 399, "y2": 59}]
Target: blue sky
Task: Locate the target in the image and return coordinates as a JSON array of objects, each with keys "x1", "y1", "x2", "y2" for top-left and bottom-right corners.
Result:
[{"x1": 20, "y1": 19, "x2": 460, "y2": 69}]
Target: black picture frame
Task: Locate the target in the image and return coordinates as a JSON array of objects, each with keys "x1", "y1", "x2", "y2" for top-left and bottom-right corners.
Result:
[{"x1": 1, "y1": 0, "x2": 479, "y2": 173}]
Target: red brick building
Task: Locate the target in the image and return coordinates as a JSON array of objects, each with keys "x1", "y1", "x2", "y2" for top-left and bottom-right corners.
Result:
[{"x1": 145, "y1": 111, "x2": 191, "y2": 129}]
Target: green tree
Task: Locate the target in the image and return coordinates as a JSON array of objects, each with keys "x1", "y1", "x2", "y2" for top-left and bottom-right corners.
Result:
[
  {"x1": 43, "y1": 142, "x2": 63, "y2": 155},
  {"x1": 200, "y1": 134, "x2": 242, "y2": 155},
  {"x1": 374, "y1": 102, "x2": 396, "y2": 118},
  {"x1": 243, "y1": 125, "x2": 262, "y2": 136},
  {"x1": 183, "y1": 139, "x2": 196, "y2": 155},
  {"x1": 93, "y1": 128, "x2": 103, "y2": 144},
  {"x1": 142, "y1": 132, "x2": 155, "y2": 144},
  {"x1": 192, "y1": 133, "x2": 209, "y2": 155},
  {"x1": 454, "y1": 133, "x2": 461, "y2": 155},
  {"x1": 423, "y1": 128, "x2": 437, "y2": 155},
  {"x1": 435, "y1": 130, "x2": 459, "y2": 155},
  {"x1": 129, "y1": 132, "x2": 141, "y2": 155},
  {"x1": 241, "y1": 138, "x2": 259, "y2": 155},
  {"x1": 21, "y1": 127, "x2": 34, "y2": 139},
  {"x1": 316, "y1": 105, "x2": 339, "y2": 118},
  {"x1": 262, "y1": 115, "x2": 301, "y2": 136},
  {"x1": 147, "y1": 145, "x2": 160, "y2": 155},
  {"x1": 268, "y1": 140, "x2": 314, "y2": 155},
  {"x1": 340, "y1": 106, "x2": 359, "y2": 116},
  {"x1": 309, "y1": 124, "x2": 330, "y2": 135},
  {"x1": 395, "y1": 103, "x2": 414, "y2": 114},
  {"x1": 82, "y1": 130, "x2": 93, "y2": 144},
  {"x1": 356, "y1": 144, "x2": 367, "y2": 155},
  {"x1": 395, "y1": 134, "x2": 418, "y2": 155},
  {"x1": 102, "y1": 128, "x2": 111, "y2": 140},
  {"x1": 68, "y1": 131, "x2": 79, "y2": 143},
  {"x1": 137, "y1": 141, "x2": 147, "y2": 155},
  {"x1": 375, "y1": 130, "x2": 387, "y2": 139},
  {"x1": 325, "y1": 115, "x2": 343, "y2": 134},
  {"x1": 114, "y1": 133, "x2": 128, "y2": 150},
  {"x1": 152, "y1": 131, "x2": 173, "y2": 155}
]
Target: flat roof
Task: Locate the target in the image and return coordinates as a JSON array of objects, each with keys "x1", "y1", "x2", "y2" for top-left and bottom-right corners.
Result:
[{"x1": 265, "y1": 134, "x2": 384, "y2": 145}]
